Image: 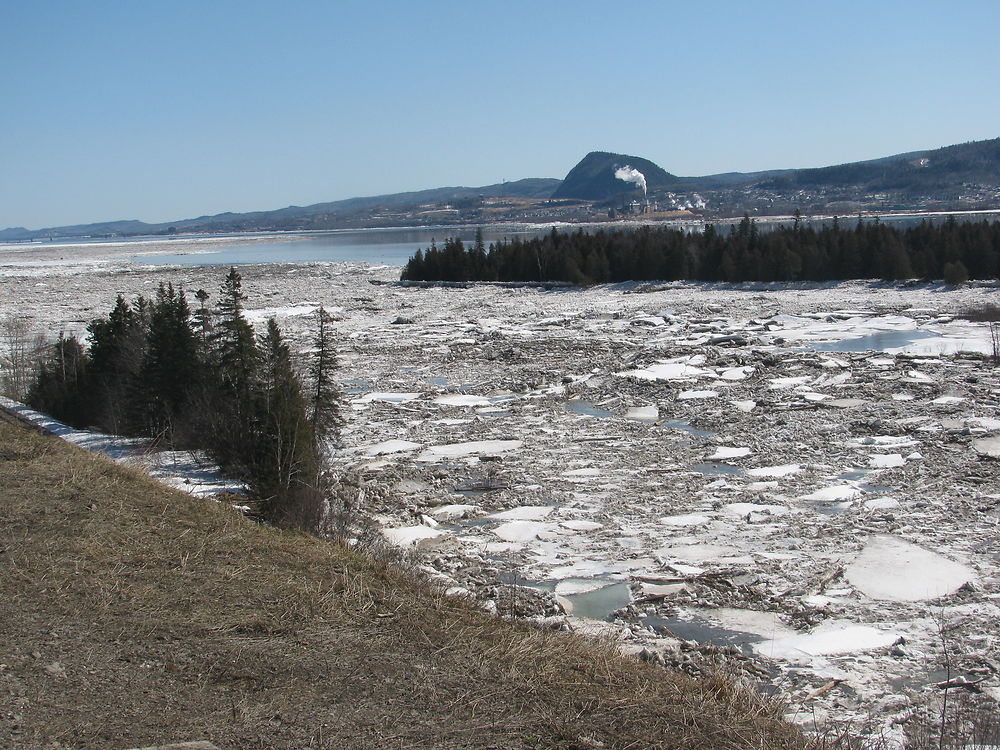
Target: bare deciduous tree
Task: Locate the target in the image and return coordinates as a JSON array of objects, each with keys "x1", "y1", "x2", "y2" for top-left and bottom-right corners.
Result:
[{"x1": 0, "y1": 315, "x2": 45, "y2": 401}]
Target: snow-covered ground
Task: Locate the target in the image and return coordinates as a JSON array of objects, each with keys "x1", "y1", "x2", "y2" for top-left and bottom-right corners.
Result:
[
  {"x1": 3, "y1": 239, "x2": 1000, "y2": 738},
  {"x1": 0, "y1": 397, "x2": 245, "y2": 499}
]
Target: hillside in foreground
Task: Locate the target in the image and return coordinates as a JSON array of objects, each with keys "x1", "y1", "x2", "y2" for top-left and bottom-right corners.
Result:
[{"x1": 0, "y1": 417, "x2": 806, "y2": 750}]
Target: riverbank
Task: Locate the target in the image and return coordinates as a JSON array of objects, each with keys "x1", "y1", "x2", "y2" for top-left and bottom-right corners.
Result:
[{"x1": 0, "y1": 416, "x2": 808, "y2": 749}]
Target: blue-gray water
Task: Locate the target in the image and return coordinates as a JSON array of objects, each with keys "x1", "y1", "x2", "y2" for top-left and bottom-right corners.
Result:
[
  {"x1": 132, "y1": 226, "x2": 549, "y2": 267},
  {"x1": 811, "y1": 329, "x2": 940, "y2": 352}
]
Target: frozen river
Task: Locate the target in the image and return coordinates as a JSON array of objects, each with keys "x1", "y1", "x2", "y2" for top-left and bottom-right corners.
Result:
[{"x1": 2, "y1": 237, "x2": 1000, "y2": 740}]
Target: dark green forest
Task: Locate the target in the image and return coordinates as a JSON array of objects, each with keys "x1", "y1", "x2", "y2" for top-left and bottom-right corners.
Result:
[
  {"x1": 401, "y1": 218, "x2": 1000, "y2": 285},
  {"x1": 28, "y1": 269, "x2": 342, "y2": 529}
]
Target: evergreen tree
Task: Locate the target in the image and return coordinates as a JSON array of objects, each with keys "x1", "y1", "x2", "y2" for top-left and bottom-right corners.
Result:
[
  {"x1": 254, "y1": 318, "x2": 317, "y2": 524},
  {"x1": 308, "y1": 305, "x2": 344, "y2": 449},
  {"x1": 85, "y1": 295, "x2": 146, "y2": 433},
  {"x1": 134, "y1": 283, "x2": 199, "y2": 441},
  {"x1": 206, "y1": 268, "x2": 260, "y2": 472}
]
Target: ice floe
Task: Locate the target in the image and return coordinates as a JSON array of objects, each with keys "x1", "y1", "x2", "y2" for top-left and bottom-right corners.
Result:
[
  {"x1": 754, "y1": 621, "x2": 902, "y2": 659},
  {"x1": 844, "y1": 535, "x2": 973, "y2": 601}
]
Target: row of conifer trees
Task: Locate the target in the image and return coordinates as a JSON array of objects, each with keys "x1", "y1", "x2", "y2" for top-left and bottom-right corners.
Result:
[
  {"x1": 27, "y1": 268, "x2": 342, "y2": 530},
  {"x1": 401, "y1": 216, "x2": 1000, "y2": 285}
]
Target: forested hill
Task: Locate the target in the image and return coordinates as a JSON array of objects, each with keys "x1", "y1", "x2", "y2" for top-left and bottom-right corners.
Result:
[
  {"x1": 551, "y1": 151, "x2": 677, "y2": 199},
  {"x1": 401, "y1": 218, "x2": 1000, "y2": 285},
  {"x1": 756, "y1": 138, "x2": 1000, "y2": 194}
]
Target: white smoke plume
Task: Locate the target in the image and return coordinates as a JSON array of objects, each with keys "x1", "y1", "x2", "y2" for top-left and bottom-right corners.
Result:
[{"x1": 614, "y1": 165, "x2": 647, "y2": 195}]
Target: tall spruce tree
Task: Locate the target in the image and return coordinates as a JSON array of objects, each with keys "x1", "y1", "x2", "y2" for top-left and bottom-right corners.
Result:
[
  {"x1": 254, "y1": 318, "x2": 317, "y2": 524},
  {"x1": 87, "y1": 295, "x2": 146, "y2": 433},
  {"x1": 134, "y1": 283, "x2": 199, "y2": 442},
  {"x1": 308, "y1": 305, "x2": 344, "y2": 449},
  {"x1": 207, "y1": 268, "x2": 260, "y2": 472}
]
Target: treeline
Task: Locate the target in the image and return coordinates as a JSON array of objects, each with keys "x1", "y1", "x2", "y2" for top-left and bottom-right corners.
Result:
[
  {"x1": 27, "y1": 268, "x2": 342, "y2": 530},
  {"x1": 401, "y1": 217, "x2": 1000, "y2": 284}
]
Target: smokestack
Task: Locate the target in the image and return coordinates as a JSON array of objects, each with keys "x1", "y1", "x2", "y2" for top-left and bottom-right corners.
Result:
[{"x1": 614, "y1": 165, "x2": 647, "y2": 196}]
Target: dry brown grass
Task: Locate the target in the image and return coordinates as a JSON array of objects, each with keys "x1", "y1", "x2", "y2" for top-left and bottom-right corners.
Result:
[{"x1": 0, "y1": 418, "x2": 810, "y2": 749}]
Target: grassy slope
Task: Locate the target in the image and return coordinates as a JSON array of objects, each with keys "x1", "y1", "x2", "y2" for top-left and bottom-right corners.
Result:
[{"x1": 0, "y1": 419, "x2": 808, "y2": 750}]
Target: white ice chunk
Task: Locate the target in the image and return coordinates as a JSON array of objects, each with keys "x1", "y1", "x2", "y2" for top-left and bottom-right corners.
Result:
[
  {"x1": 863, "y1": 497, "x2": 900, "y2": 511},
  {"x1": 800, "y1": 392, "x2": 830, "y2": 402},
  {"x1": 754, "y1": 621, "x2": 902, "y2": 659},
  {"x1": 352, "y1": 391, "x2": 422, "y2": 404},
  {"x1": 360, "y1": 439, "x2": 422, "y2": 456},
  {"x1": 746, "y1": 464, "x2": 802, "y2": 478},
  {"x1": 383, "y1": 526, "x2": 447, "y2": 547},
  {"x1": 491, "y1": 520, "x2": 555, "y2": 542},
  {"x1": 677, "y1": 389, "x2": 719, "y2": 400},
  {"x1": 869, "y1": 453, "x2": 905, "y2": 468},
  {"x1": 968, "y1": 417, "x2": 1000, "y2": 432},
  {"x1": 801, "y1": 485, "x2": 862, "y2": 501},
  {"x1": 656, "y1": 543, "x2": 742, "y2": 561},
  {"x1": 555, "y1": 578, "x2": 613, "y2": 596},
  {"x1": 489, "y1": 505, "x2": 553, "y2": 521},
  {"x1": 428, "y1": 504, "x2": 479, "y2": 521},
  {"x1": 660, "y1": 513, "x2": 711, "y2": 527},
  {"x1": 845, "y1": 535, "x2": 973, "y2": 601},
  {"x1": 625, "y1": 405, "x2": 659, "y2": 421},
  {"x1": 707, "y1": 446, "x2": 751, "y2": 461},
  {"x1": 731, "y1": 400, "x2": 757, "y2": 412},
  {"x1": 432, "y1": 394, "x2": 495, "y2": 407},
  {"x1": 718, "y1": 366, "x2": 754, "y2": 381},
  {"x1": 931, "y1": 396, "x2": 965, "y2": 404},
  {"x1": 769, "y1": 376, "x2": 812, "y2": 389},
  {"x1": 416, "y1": 440, "x2": 522, "y2": 462},
  {"x1": 720, "y1": 503, "x2": 789, "y2": 519},
  {"x1": 973, "y1": 436, "x2": 1000, "y2": 458},
  {"x1": 559, "y1": 519, "x2": 604, "y2": 532},
  {"x1": 846, "y1": 435, "x2": 920, "y2": 449},
  {"x1": 617, "y1": 359, "x2": 712, "y2": 381}
]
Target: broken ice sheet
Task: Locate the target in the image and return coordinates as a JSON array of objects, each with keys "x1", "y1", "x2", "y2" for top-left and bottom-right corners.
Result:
[
  {"x1": 707, "y1": 446, "x2": 751, "y2": 461},
  {"x1": 845, "y1": 535, "x2": 973, "y2": 601},
  {"x1": 753, "y1": 621, "x2": 902, "y2": 660},
  {"x1": 416, "y1": 439, "x2": 522, "y2": 462},
  {"x1": 383, "y1": 526, "x2": 448, "y2": 547}
]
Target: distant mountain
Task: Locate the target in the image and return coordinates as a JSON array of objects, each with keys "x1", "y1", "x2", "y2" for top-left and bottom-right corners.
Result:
[
  {"x1": 4, "y1": 138, "x2": 999, "y2": 241},
  {"x1": 753, "y1": 139, "x2": 1000, "y2": 194},
  {"x1": 552, "y1": 151, "x2": 678, "y2": 200},
  {"x1": 0, "y1": 178, "x2": 561, "y2": 241}
]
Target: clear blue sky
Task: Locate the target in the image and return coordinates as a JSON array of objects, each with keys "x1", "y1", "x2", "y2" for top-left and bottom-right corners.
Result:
[{"x1": 2, "y1": 0, "x2": 998, "y2": 230}]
